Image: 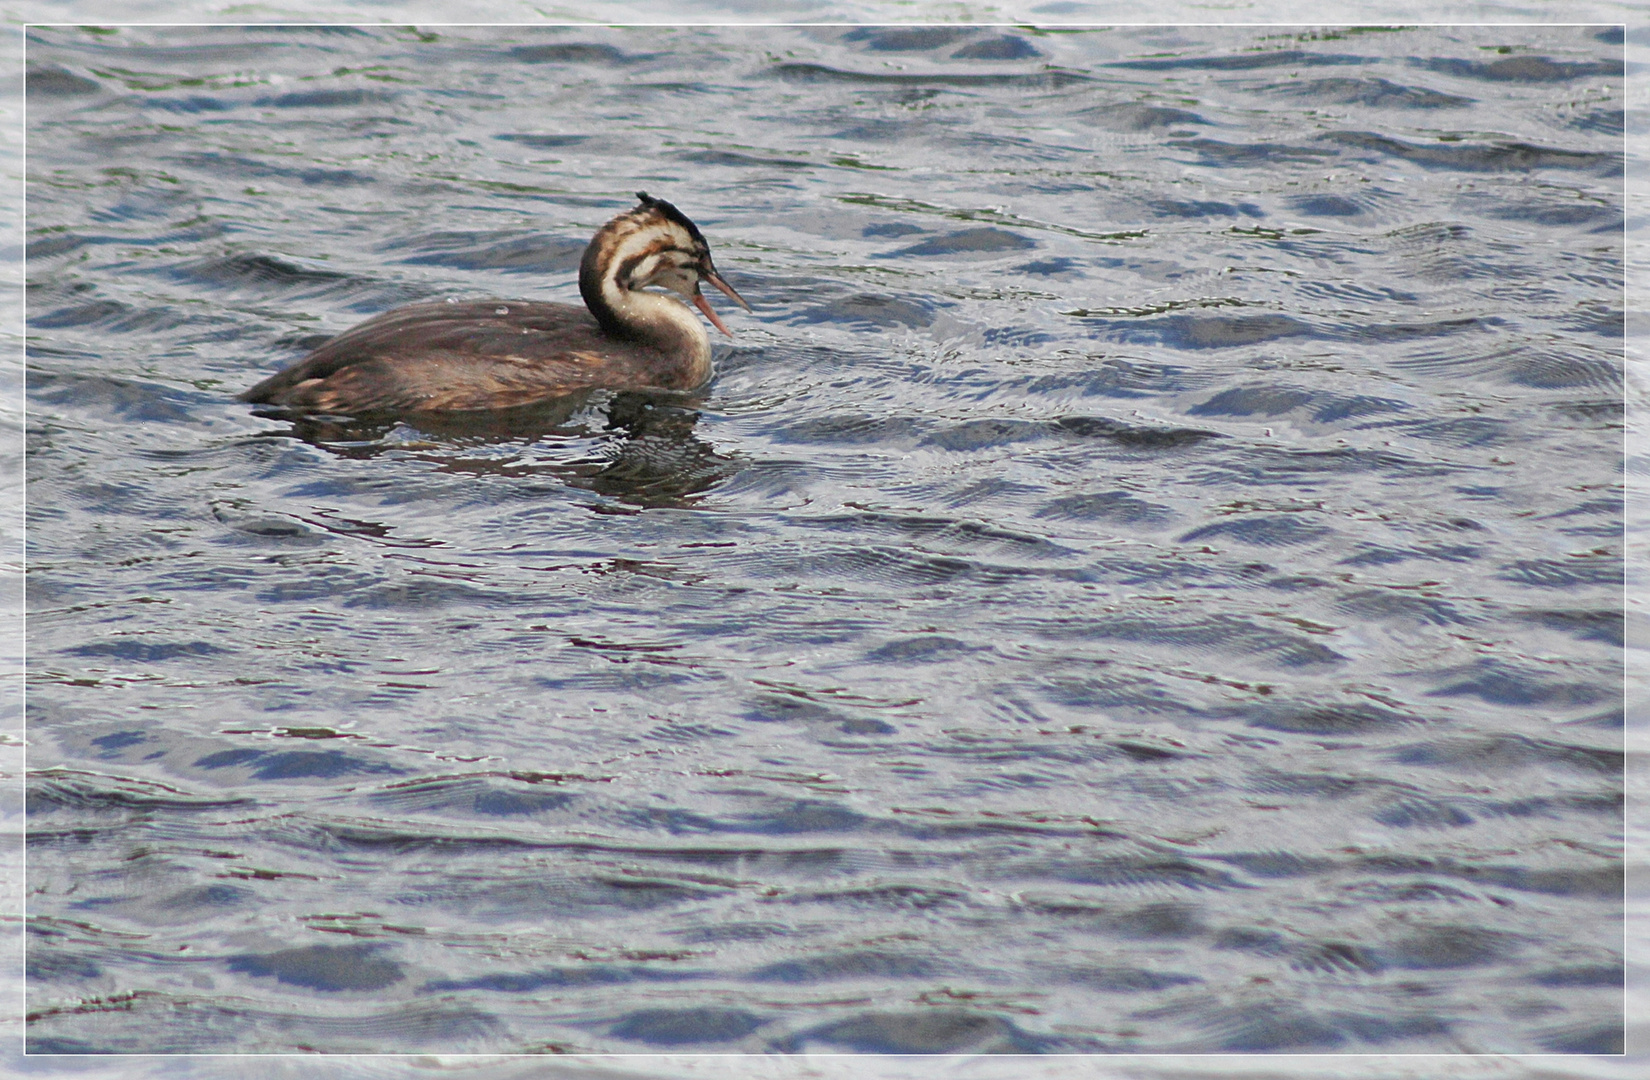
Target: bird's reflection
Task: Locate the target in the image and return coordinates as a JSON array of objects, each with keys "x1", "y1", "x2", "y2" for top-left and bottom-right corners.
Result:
[{"x1": 252, "y1": 391, "x2": 741, "y2": 509}]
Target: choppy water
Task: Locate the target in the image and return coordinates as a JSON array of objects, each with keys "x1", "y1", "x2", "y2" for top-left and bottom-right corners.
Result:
[{"x1": 24, "y1": 23, "x2": 1624, "y2": 1056}]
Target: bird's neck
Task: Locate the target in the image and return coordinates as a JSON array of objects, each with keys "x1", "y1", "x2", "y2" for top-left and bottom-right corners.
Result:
[{"x1": 580, "y1": 261, "x2": 712, "y2": 387}]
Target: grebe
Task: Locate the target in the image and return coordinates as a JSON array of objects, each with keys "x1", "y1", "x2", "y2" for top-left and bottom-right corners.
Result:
[{"x1": 240, "y1": 192, "x2": 749, "y2": 414}]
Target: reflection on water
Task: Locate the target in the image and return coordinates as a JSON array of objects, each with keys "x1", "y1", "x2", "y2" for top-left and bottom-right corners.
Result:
[
  {"x1": 25, "y1": 23, "x2": 1622, "y2": 1057},
  {"x1": 258, "y1": 391, "x2": 737, "y2": 509}
]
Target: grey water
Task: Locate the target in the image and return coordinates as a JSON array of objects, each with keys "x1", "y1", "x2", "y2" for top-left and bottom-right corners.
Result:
[{"x1": 24, "y1": 24, "x2": 1623, "y2": 1055}]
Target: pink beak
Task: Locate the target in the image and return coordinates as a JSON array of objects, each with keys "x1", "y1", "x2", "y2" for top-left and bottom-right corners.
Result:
[{"x1": 694, "y1": 269, "x2": 751, "y2": 337}]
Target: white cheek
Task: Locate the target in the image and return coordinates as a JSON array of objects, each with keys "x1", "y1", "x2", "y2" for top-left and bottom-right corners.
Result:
[
  {"x1": 628, "y1": 254, "x2": 664, "y2": 286},
  {"x1": 633, "y1": 262, "x2": 695, "y2": 297}
]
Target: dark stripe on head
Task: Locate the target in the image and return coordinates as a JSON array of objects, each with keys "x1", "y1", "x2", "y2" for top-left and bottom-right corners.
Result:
[{"x1": 615, "y1": 238, "x2": 671, "y2": 287}]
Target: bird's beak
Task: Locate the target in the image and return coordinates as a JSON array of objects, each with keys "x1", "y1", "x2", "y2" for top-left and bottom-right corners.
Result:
[{"x1": 694, "y1": 268, "x2": 751, "y2": 338}]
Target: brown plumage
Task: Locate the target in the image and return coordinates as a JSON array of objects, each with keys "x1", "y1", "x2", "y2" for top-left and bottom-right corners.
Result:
[{"x1": 240, "y1": 193, "x2": 749, "y2": 414}]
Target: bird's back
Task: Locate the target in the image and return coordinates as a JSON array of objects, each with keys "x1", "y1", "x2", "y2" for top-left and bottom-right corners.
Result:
[{"x1": 240, "y1": 299, "x2": 678, "y2": 413}]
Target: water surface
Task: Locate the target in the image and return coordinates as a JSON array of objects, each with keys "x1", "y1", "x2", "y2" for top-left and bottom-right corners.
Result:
[{"x1": 25, "y1": 23, "x2": 1623, "y2": 1055}]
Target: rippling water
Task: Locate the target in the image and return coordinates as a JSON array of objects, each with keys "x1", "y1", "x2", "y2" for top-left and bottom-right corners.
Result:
[{"x1": 24, "y1": 23, "x2": 1624, "y2": 1056}]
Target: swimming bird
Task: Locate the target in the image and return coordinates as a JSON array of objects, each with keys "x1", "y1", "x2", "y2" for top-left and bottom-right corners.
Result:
[{"x1": 240, "y1": 192, "x2": 749, "y2": 413}]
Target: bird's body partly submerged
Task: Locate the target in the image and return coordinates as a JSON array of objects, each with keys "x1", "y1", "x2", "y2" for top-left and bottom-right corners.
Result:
[{"x1": 240, "y1": 193, "x2": 749, "y2": 414}]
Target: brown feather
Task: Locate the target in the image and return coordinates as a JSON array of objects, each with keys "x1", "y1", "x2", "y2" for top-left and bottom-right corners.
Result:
[{"x1": 242, "y1": 300, "x2": 689, "y2": 411}]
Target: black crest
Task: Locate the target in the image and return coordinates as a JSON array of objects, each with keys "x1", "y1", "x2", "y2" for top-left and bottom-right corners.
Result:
[{"x1": 634, "y1": 191, "x2": 707, "y2": 248}]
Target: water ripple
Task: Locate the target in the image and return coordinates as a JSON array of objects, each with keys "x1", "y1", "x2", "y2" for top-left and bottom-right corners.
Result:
[{"x1": 25, "y1": 22, "x2": 1622, "y2": 1056}]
